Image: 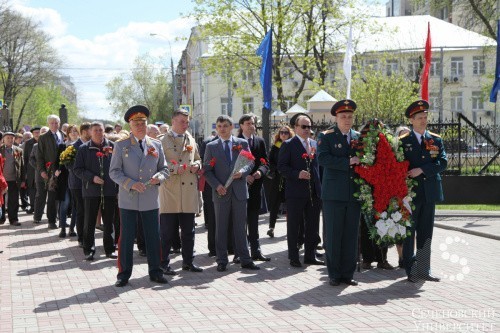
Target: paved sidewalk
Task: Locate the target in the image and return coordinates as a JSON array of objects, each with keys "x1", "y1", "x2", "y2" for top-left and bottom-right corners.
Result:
[
  {"x1": 435, "y1": 210, "x2": 500, "y2": 240},
  {"x1": 1, "y1": 211, "x2": 499, "y2": 332}
]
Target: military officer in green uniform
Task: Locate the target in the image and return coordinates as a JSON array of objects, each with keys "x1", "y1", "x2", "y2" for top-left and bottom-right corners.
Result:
[
  {"x1": 317, "y1": 99, "x2": 361, "y2": 287},
  {"x1": 400, "y1": 100, "x2": 447, "y2": 283}
]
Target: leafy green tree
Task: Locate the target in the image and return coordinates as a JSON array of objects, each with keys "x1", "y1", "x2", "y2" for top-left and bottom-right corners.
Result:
[
  {"x1": 106, "y1": 54, "x2": 171, "y2": 123},
  {"x1": 0, "y1": 7, "x2": 62, "y2": 130},
  {"x1": 190, "y1": 0, "x2": 369, "y2": 112}
]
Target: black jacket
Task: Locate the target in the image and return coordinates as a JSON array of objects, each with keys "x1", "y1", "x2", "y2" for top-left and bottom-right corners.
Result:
[{"x1": 73, "y1": 138, "x2": 118, "y2": 198}]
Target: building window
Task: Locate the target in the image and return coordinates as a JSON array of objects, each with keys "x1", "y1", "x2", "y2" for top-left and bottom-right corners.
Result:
[
  {"x1": 429, "y1": 93, "x2": 440, "y2": 112},
  {"x1": 386, "y1": 59, "x2": 398, "y2": 76},
  {"x1": 407, "y1": 58, "x2": 420, "y2": 80},
  {"x1": 472, "y1": 56, "x2": 485, "y2": 75},
  {"x1": 430, "y1": 58, "x2": 441, "y2": 77},
  {"x1": 241, "y1": 69, "x2": 255, "y2": 82},
  {"x1": 220, "y1": 97, "x2": 229, "y2": 115},
  {"x1": 363, "y1": 59, "x2": 378, "y2": 71},
  {"x1": 450, "y1": 92, "x2": 463, "y2": 112},
  {"x1": 284, "y1": 97, "x2": 294, "y2": 110},
  {"x1": 471, "y1": 91, "x2": 484, "y2": 111},
  {"x1": 242, "y1": 97, "x2": 254, "y2": 114},
  {"x1": 450, "y1": 57, "x2": 464, "y2": 77}
]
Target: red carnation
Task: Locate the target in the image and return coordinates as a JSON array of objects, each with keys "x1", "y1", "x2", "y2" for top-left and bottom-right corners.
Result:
[
  {"x1": 170, "y1": 160, "x2": 178, "y2": 165},
  {"x1": 260, "y1": 158, "x2": 267, "y2": 165},
  {"x1": 302, "y1": 153, "x2": 309, "y2": 159},
  {"x1": 45, "y1": 162, "x2": 52, "y2": 169},
  {"x1": 96, "y1": 152, "x2": 104, "y2": 158},
  {"x1": 209, "y1": 157, "x2": 216, "y2": 167},
  {"x1": 239, "y1": 149, "x2": 255, "y2": 161}
]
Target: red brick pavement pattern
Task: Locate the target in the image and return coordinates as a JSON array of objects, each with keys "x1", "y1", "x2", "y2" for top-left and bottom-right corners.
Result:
[{"x1": 1, "y1": 211, "x2": 499, "y2": 332}]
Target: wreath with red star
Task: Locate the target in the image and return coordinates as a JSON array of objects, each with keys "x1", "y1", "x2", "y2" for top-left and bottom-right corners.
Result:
[{"x1": 353, "y1": 120, "x2": 416, "y2": 245}]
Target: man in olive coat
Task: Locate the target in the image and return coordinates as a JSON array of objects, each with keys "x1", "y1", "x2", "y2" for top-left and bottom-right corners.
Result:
[{"x1": 159, "y1": 108, "x2": 203, "y2": 275}]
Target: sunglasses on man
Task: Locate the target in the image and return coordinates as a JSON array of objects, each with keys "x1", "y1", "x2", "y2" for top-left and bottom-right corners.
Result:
[{"x1": 298, "y1": 125, "x2": 311, "y2": 130}]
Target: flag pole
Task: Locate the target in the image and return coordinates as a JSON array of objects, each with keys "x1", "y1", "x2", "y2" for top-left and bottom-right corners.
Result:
[{"x1": 343, "y1": 25, "x2": 355, "y2": 99}]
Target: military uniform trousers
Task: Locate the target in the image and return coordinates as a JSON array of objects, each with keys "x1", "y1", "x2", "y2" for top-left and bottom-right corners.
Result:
[
  {"x1": 160, "y1": 213, "x2": 195, "y2": 267},
  {"x1": 117, "y1": 208, "x2": 163, "y2": 281},
  {"x1": 403, "y1": 199, "x2": 436, "y2": 277},
  {"x1": 323, "y1": 200, "x2": 361, "y2": 280}
]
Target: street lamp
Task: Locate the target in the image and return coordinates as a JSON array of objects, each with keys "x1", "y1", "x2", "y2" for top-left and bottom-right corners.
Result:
[{"x1": 150, "y1": 33, "x2": 177, "y2": 116}]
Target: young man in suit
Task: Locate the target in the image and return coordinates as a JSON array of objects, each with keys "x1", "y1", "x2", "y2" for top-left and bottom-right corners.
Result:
[
  {"x1": 203, "y1": 115, "x2": 260, "y2": 272},
  {"x1": 0, "y1": 132, "x2": 25, "y2": 226},
  {"x1": 36, "y1": 114, "x2": 65, "y2": 229},
  {"x1": 317, "y1": 100, "x2": 361, "y2": 287},
  {"x1": 400, "y1": 100, "x2": 447, "y2": 283},
  {"x1": 237, "y1": 114, "x2": 270, "y2": 262},
  {"x1": 278, "y1": 113, "x2": 323, "y2": 268},
  {"x1": 22, "y1": 126, "x2": 41, "y2": 214},
  {"x1": 109, "y1": 105, "x2": 170, "y2": 287}
]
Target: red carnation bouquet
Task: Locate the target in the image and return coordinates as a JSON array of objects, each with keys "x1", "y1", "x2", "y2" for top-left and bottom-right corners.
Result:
[
  {"x1": 353, "y1": 120, "x2": 416, "y2": 245},
  {"x1": 223, "y1": 149, "x2": 255, "y2": 189}
]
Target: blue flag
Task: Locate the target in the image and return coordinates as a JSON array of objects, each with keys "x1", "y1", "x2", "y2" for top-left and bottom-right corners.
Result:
[
  {"x1": 256, "y1": 29, "x2": 273, "y2": 109},
  {"x1": 490, "y1": 20, "x2": 500, "y2": 103}
]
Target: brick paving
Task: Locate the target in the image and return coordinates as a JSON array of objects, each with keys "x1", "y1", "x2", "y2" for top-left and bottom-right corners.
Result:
[{"x1": 1, "y1": 210, "x2": 499, "y2": 332}]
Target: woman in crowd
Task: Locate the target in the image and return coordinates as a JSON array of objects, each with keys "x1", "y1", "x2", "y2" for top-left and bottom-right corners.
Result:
[
  {"x1": 267, "y1": 125, "x2": 294, "y2": 238},
  {"x1": 66, "y1": 125, "x2": 80, "y2": 237}
]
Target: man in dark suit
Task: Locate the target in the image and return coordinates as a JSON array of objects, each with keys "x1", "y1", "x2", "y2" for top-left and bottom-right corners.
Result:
[
  {"x1": 400, "y1": 100, "x2": 447, "y2": 283},
  {"x1": 278, "y1": 113, "x2": 323, "y2": 268},
  {"x1": 22, "y1": 126, "x2": 41, "y2": 214},
  {"x1": 203, "y1": 115, "x2": 260, "y2": 272},
  {"x1": 317, "y1": 100, "x2": 361, "y2": 287},
  {"x1": 200, "y1": 134, "x2": 218, "y2": 257},
  {"x1": 237, "y1": 114, "x2": 270, "y2": 261},
  {"x1": 36, "y1": 114, "x2": 65, "y2": 229},
  {"x1": 0, "y1": 132, "x2": 25, "y2": 226}
]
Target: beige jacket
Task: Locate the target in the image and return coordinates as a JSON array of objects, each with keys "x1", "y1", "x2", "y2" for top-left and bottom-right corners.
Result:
[{"x1": 159, "y1": 131, "x2": 201, "y2": 213}]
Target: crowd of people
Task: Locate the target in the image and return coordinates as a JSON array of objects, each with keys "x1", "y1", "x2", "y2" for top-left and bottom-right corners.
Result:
[{"x1": 0, "y1": 99, "x2": 447, "y2": 288}]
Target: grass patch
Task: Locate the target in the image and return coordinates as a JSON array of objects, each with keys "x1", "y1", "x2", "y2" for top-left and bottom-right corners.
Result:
[{"x1": 436, "y1": 204, "x2": 500, "y2": 211}]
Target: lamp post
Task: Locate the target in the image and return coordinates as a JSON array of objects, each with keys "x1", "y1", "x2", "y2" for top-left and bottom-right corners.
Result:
[{"x1": 150, "y1": 33, "x2": 177, "y2": 116}]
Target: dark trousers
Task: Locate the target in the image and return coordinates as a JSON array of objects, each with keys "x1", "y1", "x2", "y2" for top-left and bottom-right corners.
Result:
[
  {"x1": 19, "y1": 186, "x2": 29, "y2": 209},
  {"x1": 247, "y1": 183, "x2": 263, "y2": 254},
  {"x1": 323, "y1": 200, "x2": 361, "y2": 280},
  {"x1": 6, "y1": 181, "x2": 19, "y2": 222},
  {"x1": 70, "y1": 189, "x2": 84, "y2": 241},
  {"x1": 28, "y1": 187, "x2": 36, "y2": 211},
  {"x1": 403, "y1": 200, "x2": 435, "y2": 277},
  {"x1": 160, "y1": 213, "x2": 195, "y2": 266},
  {"x1": 286, "y1": 196, "x2": 321, "y2": 262},
  {"x1": 117, "y1": 208, "x2": 162, "y2": 281},
  {"x1": 268, "y1": 178, "x2": 284, "y2": 229},
  {"x1": 202, "y1": 184, "x2": 216, "y2": 254},
  {"x1": 34, "y1": 180, "x2": 57, "y2": 223},
  {"x1": 83, "y1": 196, "x2": 117, "y2": 256},
  {"x1": 360, "y1": 216, "x2": 387, "y2": 263}
]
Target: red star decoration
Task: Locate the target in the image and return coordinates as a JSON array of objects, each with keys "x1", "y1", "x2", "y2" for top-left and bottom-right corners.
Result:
[{"x1": 355, "y1": 133, "x2": 409, "y2": 213}]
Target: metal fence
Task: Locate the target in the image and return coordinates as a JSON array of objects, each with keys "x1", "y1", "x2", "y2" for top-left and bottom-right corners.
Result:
[{"x1": 256, "y1": 113, "x2": 500, "y2": 176}]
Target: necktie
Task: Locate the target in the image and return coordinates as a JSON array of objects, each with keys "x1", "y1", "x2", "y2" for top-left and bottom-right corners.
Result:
[
  {"x1": 224, "y1": 140, "x2": 231, "y2": 165},
  {"x1": 53, "y1": 133, "x2": 59, "y2": 144},
  {"x1": 248, "y1": 137, "x2": 253, "y2": 149},
  {"x1": 421, "y1": 137, "x2": 426, "y2": 150},
  {"x1": 344, "y1": 134, "x2": 348, "y2": 144},
  {"x1": 138, "y1": 139, "x2": 144, "y2": 153},
  {"x1": 305, "y1": 139, "x2": 311, "y2": 154}
]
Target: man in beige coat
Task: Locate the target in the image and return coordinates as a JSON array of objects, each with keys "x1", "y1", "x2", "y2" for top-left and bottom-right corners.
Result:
[{"x1": 159, "y1": 108, "x2": 203, "y2": 275}]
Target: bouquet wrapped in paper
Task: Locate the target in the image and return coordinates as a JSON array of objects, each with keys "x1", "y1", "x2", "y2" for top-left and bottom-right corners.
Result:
[{"x1": 224, "y1": 149, "x2": 255, "y2": 189}]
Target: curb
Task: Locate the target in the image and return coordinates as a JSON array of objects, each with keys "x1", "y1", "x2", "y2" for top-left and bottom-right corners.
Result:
[{"x1": 435, "y1": 222, "x2": 500, "y2": 241}]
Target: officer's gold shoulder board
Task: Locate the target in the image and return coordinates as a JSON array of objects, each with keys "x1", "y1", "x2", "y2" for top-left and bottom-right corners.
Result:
[
  {"x1": 398, "y1": 132, "x2": 410, "y2": 139},
  {"x1": 322, "y1": 129, "x2": 334, "y2": 135},
  {"x1": 428, "y1": 131, "x2": 441, "y2": 138}
]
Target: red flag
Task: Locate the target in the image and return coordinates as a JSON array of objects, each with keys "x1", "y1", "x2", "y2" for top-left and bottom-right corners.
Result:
[{"x1": 421, "y1": 22, "x2": 431, "y2": 101}]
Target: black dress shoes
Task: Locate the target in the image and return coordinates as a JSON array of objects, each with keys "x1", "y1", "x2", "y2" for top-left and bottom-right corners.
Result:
[
  {"x1": 59, "y1": 228, "x2": 66, "y2": 238},
  {"x1": 208, "y1": 251, "x2": 216, "y2": 257},
  {"x1": 252, "y1": 252, "x2": 271, "y2": 262},
  {"x1": 407, "y1": 275, "x2": 417, "y2": 283},
  {"x1": 423, "y1": 274, "x2": 440, "y2": 282},
  {"x1": 48, "y1": 223, "x2": 57, "y2": 230},
  {"x1": 150, "y1": 275, "x2": 169, "y2": 284},
  {"x1": 182, "y1": 263, "x2": 203, "y2": 272},
  {"x1": 304, "y1": 258, "x2": 325, "y2": 265},
  {"x1": 85, "y1": 249, "x2": 96, "y2": 261},
  {"x1": 10, "y1": 221, "x2": 21, "y2": 226},
  {"x1": 267, "y1": 228, "x2": 274, "y2": 238},
  {"x1": 343, "y1": 278, "x2": 359, "y2": 286},
  {"x1": 329, "y1": 279, "x2": 341, "y2": 286},
  {"x1": 241, "y1": 262, "x2": 260, "y2": 270},
  {"x1": 68, "y1": 229, "x2": 77, "y2": 237},
  {"x1": 161, "y1": 266, "x2": 177, "y2": 275},
  {"x1": 115, "y1": 279, "x2": 128, "y2": 287},
  {"x1": 217, "y1": 263, "x2": 227, "y2": 272},
  {"x1": 138, "y1": 249, "x2": 147, "y2": 257},
  {"x1": 290, "y1": 260, "x2": 302, "y2": 268},
  {"x1": 232, "y1": 257, "x2": 241, "y2": 264}
]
